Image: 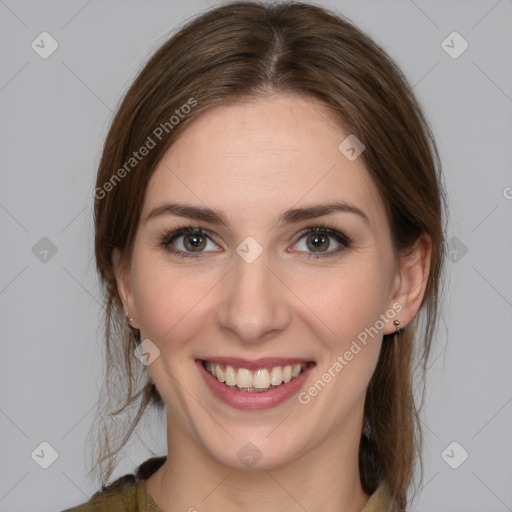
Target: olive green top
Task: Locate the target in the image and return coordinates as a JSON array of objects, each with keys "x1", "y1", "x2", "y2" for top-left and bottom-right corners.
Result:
[{"x1": 61, "y1": 457, "x2": 394, "y2": 512}]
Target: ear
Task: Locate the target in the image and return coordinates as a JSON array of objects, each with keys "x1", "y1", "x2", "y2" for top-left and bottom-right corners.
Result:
[
  {"x1": 112, "y1": 248, "x2": 139, "y2": 329},
  {"x1": 384, "y1": 233, "x2": 432, "y2": 334}
]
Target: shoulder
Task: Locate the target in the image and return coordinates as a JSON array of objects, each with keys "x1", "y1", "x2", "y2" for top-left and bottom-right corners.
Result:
[
  {"x1": 59, "y1": 474, "x2": 138, "y2": 512},
  {"x1": 59, "y1": 456, "x2": 166, "y2": 512}
]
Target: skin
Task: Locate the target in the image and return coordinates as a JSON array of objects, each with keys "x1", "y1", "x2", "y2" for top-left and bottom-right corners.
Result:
[{"x1": 113, "y1": 94, "x2": 431, "y2": 512}]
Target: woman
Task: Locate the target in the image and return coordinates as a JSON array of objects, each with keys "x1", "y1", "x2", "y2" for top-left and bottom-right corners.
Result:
[{"x1": 63, "y1": 1, "x2": 446, "y2": 511}]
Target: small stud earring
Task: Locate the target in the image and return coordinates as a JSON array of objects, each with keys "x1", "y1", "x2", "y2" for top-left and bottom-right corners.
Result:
[
  {"x1": 126, "y1": 313, "x2": 135, "y2": 325},
  {"x1": 393, "y1": 319, "x2": 403, "y2": 335}
]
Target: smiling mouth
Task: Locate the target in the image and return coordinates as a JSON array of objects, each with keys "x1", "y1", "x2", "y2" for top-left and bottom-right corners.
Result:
[{"x1": 201, "y1": 360, "x2": 313, "y2": 392}]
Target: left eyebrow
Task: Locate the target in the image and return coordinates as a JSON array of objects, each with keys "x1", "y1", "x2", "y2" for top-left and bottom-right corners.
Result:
[{"x1": 277, "y1": 201, "x2": 370, "y2": 226}]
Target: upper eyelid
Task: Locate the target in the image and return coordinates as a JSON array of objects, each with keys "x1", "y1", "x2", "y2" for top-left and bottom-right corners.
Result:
[{"x1": 166, "y1": 227, "x2": 219, "y2": 244}]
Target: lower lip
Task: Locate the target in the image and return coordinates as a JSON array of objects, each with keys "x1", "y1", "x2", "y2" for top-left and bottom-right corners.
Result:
[{"x1": 196, "y1": 360, "x2": 315, "y2": 410}]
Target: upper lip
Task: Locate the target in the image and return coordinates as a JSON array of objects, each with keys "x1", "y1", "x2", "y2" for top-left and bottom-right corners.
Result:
[{"x1": 199, "y1": 357, "x2": 314, "y2": 370}]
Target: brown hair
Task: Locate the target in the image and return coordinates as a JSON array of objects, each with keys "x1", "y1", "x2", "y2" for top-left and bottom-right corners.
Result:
[{"x1": 90, "y1": 1, "x2": 446, "y2": 510}]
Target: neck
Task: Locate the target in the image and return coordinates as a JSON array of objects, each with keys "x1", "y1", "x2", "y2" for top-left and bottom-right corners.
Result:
[{"x1": 144, "y1": 411, "x2": 370, "y2": 512}]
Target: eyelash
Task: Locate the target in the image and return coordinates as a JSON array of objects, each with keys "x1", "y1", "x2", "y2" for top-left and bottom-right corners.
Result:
[{"x1": 158, "y1": 224, "x2": 352, "y2": 260}]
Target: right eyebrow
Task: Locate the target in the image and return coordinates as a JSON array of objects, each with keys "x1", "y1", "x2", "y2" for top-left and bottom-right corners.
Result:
[{"x1": 145, "y1": 203, "x2": 229, "y2": 226}]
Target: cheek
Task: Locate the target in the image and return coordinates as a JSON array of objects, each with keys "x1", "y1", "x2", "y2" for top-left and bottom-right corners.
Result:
[
  {"x1": 131, "y1": 253, "x2": 218, "y2": 353},
  {"x1": 293, "y1": 258, "x2": 393, "y2": 347},
  {"x1": 295, "y1": 264, "x2": 390, "y2": 409}
]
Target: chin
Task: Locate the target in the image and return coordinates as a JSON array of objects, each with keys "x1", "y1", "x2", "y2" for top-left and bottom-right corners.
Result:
[{"x1": 196, "y1": 424, "x2": 312, "y2": 472}]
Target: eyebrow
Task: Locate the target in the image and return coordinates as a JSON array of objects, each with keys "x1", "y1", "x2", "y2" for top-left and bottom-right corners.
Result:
[{"x1": 144, "y1": 201, "x2": 369, "y2": 227}]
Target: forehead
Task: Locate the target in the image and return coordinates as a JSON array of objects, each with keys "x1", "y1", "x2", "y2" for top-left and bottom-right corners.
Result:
[{"x1": 142, "y1": 94, "x2": 386, "y2": 230}]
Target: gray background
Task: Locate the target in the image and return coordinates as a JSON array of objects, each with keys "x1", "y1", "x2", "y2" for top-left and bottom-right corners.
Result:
[{"x1": 1, "y1": 0, "x2": 511, "y2": 511}]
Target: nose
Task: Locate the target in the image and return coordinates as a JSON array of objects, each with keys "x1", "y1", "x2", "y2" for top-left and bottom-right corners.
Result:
[{"x1": 216, "y1": 252, "x2": 291, "y2": 344}]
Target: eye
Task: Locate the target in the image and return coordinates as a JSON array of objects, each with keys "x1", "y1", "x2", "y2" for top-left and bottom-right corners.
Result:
[
  {"x1": 290, "y1": 226, "x2": 352, "y2": 258},
  {"x1": 158, "y1": 225, "x2": 352, "y2": 260},
  {"x1": 159, "y1": 227, "x2": 220, "y2": 258}
]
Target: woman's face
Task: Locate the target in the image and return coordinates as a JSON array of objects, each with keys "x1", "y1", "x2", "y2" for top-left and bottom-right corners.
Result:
[{"x1": 116, "y1": 94, "x2": 407, "y2": 470}]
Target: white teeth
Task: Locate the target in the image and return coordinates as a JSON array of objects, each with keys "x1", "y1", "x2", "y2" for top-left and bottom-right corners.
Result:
[
  {"x1": 204, "y1": 361, "x2": 308, "y2": 391},
  {"x1": 225, "y1": 365, "x2": 237, "y2": 386},
  {"x1": 215, "y1": 364, "x2": 225, "y2": 383},
  {"x1": 270, "y1": 367, "x2": 283, "y2": 386},
  {"x1": 253, "y1": 369, "x2": 271, "y2": 389},
  {"x1": 237, "y1": 368, "x2": 253, "y2": 388},
  {"x1": 292, "y1": 364, "x2": 302, "y2": 378}
]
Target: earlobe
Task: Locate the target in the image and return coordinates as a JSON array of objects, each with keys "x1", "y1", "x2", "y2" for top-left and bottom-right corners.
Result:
[
  {"x1": 112, "y1": 248, "x2": 138, "y2": 328},
  {"x1": 385, "y1": 234, "x2": 432, "y2": 334}
]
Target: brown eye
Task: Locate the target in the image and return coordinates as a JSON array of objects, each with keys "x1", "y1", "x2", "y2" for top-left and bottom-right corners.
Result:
[
  {"x1": 291, "y1": 226, "x2": 352, "y2": 258},
  {"x1": 160, "y1": 227, "x2": 220, "y2": 258},
  {"x1": 306, "y1": 233, "x2": 330, "y2": 252},
  {"x1": 183, "y1": 233, "x2": 207, "y2": 252}
]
